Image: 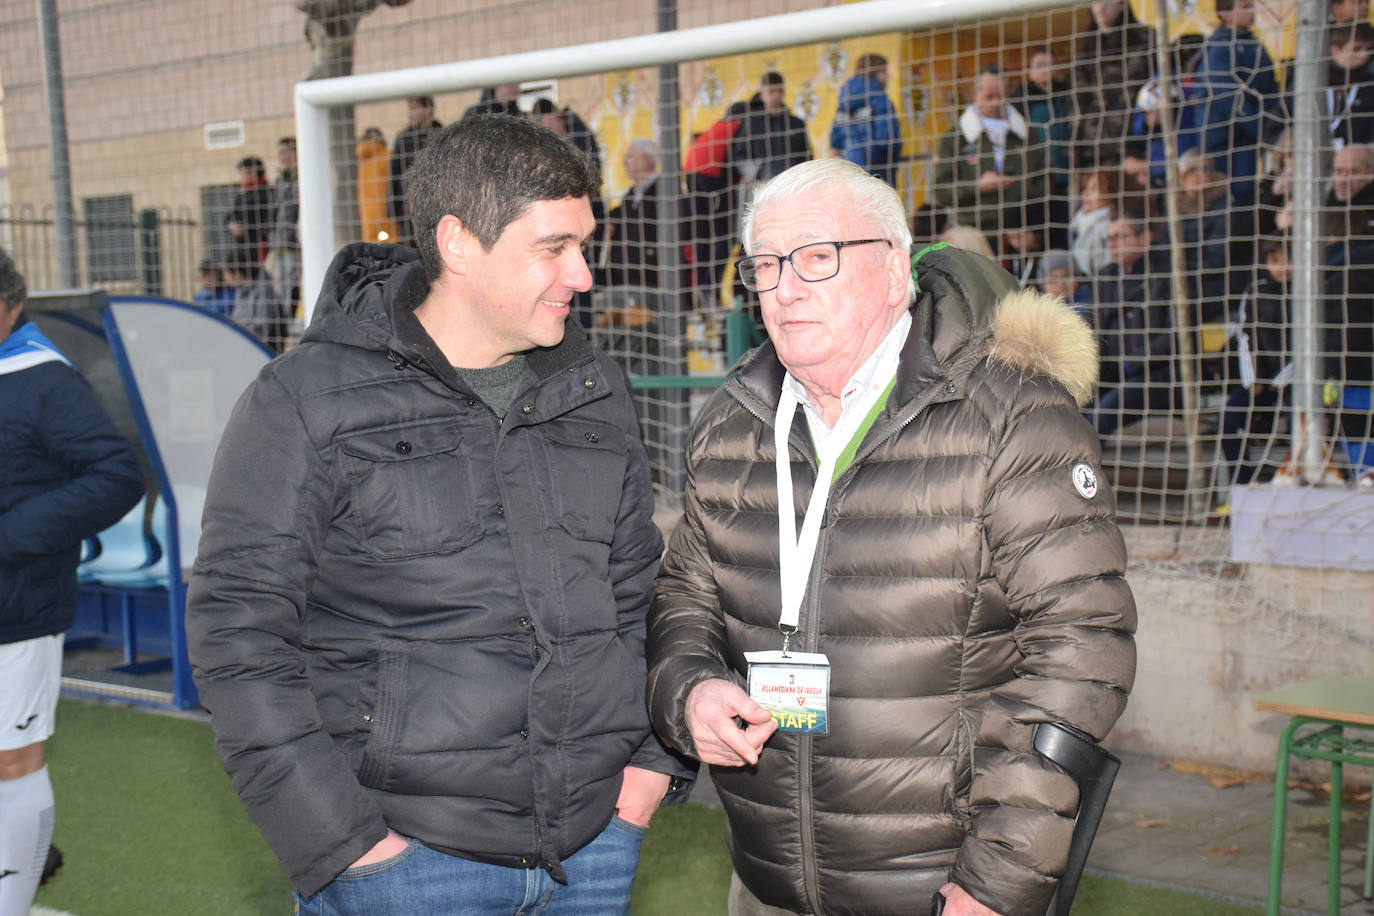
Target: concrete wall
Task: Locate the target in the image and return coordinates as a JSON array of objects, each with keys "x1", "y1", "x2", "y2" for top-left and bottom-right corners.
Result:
[{"x1": 1110, "y1": 524, "x2": 1374, "y2": 777}]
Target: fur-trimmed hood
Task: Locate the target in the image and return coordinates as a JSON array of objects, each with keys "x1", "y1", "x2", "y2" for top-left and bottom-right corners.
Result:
[
  {"x1": 988, "y1": 288, "x2": 1098, "y2": 406},
  {"x1": 913, "y1": 245, "x2": 1098, "y2": 408}
]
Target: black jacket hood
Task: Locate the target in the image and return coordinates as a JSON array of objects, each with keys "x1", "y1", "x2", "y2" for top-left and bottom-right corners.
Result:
[{"x1": 300, "y1": 242, "x2": 426, "y2": 357}]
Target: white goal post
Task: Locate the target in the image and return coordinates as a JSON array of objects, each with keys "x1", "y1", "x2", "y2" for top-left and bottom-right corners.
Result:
[{"x1": 294, "y1": 0, "x2": 1069, "y2": 322}]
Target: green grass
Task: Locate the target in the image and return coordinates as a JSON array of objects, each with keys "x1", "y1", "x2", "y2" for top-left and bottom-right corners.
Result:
[{"x1": 34, "y1": 698, "x2": 1260, "y2": 915}]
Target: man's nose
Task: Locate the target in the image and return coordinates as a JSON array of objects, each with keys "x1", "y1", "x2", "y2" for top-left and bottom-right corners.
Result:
[
  {"x1": 772, "y1": 257, "x2": 808, "y2": 301},
  {"x1": 567, "y1": 249, "x2": 593, "y2": 292}
]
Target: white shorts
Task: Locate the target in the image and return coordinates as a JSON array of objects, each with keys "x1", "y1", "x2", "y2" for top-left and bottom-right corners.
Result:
[{"x1": 0, "y1": 634, "x2": 64, "y2": 750}]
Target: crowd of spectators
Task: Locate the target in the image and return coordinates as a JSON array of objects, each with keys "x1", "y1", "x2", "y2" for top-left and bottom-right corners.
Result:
[
  {"x1": 204, "y1": 137, "x2": 299, "y2": 353},
  {"x1": 192, "y1": 3, "x2": 1374, "y2": 494},
  {"x1": 907, "y1": 0, "x2": 1374, "y2": 495}
]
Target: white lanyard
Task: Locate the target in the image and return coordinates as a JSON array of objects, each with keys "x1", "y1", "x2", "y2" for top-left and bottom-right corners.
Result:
[
  {"x1": 773, "y1": 387, "x2": 872, "y2": 645},
  {"x1": 1329, "y1": 86, "x2": 1358, "y2": 138}
]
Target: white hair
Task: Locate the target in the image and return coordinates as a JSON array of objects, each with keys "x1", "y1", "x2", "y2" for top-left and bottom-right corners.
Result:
[
  {"x1": 626, "y1": 137, "x2": 658, "y2": 159},
  {"x1": 741, "y1": 158, "x2": 915, "y2": 302}
]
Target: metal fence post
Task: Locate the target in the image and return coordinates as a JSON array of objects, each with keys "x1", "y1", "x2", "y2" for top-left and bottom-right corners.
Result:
[{"x1": 139, "y1": 208, "x2": 162, "y2": 296}]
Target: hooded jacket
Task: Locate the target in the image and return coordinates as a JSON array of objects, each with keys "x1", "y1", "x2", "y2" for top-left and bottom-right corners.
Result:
[
  {"x1": 1, "y1": 316, "x2": 144, "y2": 645},
  {"x1": 829, "y1": 75, "x2": 903, "y2": 185},
  {"x1": 187, "y1": 243, "x2": 689, "y2": 898},
  {"x1": 647, "y1": 246, "x2": 1135, "y2": 916}
]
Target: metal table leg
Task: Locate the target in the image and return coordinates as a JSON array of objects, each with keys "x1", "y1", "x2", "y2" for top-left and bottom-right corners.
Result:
[{"x1": 1268, "y1": 717, "x2": 1305, "y2": 916}]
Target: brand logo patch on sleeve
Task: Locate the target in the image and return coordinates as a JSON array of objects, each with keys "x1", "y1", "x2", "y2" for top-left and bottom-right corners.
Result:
[{"x1": 1072, "y1": 463, "x2": 1099, "y2": 499}]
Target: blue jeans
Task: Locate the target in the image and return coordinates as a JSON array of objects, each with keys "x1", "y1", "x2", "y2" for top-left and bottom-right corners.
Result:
[{"x1": 293, "y1": 816, "x2": 646, "y2": 915}]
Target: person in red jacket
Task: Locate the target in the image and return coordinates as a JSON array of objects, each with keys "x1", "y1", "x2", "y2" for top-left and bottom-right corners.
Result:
[{"x1": 684, "y1": 101, "x2": 750, "y2": 290}]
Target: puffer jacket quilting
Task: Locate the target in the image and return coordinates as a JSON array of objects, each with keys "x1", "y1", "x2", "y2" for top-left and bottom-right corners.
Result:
[
  {"x1": 188, "y1": 243, "x2": 682, "y2": 898},
  {"x1": 647, "y1": 246, "x2": 1136, "y2": 916}
]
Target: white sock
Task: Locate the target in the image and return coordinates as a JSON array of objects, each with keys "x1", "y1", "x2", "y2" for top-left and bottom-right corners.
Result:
[{"x1": 0, "y1": 765, "x2": 54, "y2": 916}]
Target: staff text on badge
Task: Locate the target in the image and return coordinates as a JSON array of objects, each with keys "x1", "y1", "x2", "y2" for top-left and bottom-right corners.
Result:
[{"x1": 745, "y1": 650, "x2": 831, "y2": 734}]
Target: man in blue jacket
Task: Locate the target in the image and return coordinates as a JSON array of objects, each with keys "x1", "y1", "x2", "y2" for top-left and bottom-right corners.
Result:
[
  {"x1": 830, "y1": 53, "x2": 904, "y2": 185},
  {"x1": 0, "y1": 249, "x2": 143, "y2": 916},
  {"x1": 1194, "y1": 0, "x2": 1287, "y2": 205},
  {"x1": 187, "y1": 114, "x2": 693, "y2": 915}
]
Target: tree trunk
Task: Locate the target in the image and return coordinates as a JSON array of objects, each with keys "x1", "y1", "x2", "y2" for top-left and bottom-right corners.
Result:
[{"x1": 296, "y1": 0, "x2": 412, "y2": 244}]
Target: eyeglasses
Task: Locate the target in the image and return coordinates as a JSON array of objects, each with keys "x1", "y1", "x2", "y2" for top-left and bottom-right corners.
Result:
[{"x1": 735, "y1": 239, "x2": 891, "y2": 292}]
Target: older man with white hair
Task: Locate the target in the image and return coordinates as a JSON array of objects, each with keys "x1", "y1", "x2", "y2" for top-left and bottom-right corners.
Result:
[
  {"x1": 646, "y1": 158, "x2": 1136, "y2": 916},
  {"x1": 1326, "y1": 143, "x2": 1374, "y2": 244},
  {"x1": 601, "y1": 138, "x2": 666, "y2": 290}
]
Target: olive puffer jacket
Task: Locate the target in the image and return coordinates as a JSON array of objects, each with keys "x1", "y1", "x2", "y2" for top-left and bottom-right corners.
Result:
[
  {"x1": 188, "y1": 244, "x2": 689, "y2": 899},
  {"x1": 647, "y1": 247, "x2": 1136, "y2": 916}
]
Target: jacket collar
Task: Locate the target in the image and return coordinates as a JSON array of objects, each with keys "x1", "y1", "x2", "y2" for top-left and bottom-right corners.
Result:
[
  {"x1": 0, "y1": 315, "x2": 72, "y2": 377},
  {"x1": 959, "y1": 104, "x2": 1028, "y2": 144}
]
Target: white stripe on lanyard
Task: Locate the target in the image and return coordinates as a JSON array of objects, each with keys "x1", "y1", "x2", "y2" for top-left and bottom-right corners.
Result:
[
  {"x1": 1329, "y1": 86, "x2": 1358, "y2": 138},
  {"x1": 773, "y1": 385, "x2": 872, "y2": 637}
]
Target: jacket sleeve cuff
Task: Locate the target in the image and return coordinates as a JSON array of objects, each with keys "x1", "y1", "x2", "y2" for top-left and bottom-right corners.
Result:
[
  {"x1": 628, "y1": 730, "x2": 700, "y2": 805},
  {"x1": 950, "y1": 838, "x2": 1058, "y2": 916},
  {"x1": 292, "y1": 818, "x2": 391, "y2": 900}
]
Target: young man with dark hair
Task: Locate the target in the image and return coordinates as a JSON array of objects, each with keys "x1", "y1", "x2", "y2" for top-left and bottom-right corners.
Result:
[
  {"x1": 226, "y1": 155, "x2": 275, "y2": 264},
  {"x1": 0, "y1": 249, "x2": 143, "y2": 916},
  {"x1": 731, "y1": 71, "x2": 813, "y2": 184},
  {"x1": 187, "y1": 114, "x2": 692, "y2": 915}
]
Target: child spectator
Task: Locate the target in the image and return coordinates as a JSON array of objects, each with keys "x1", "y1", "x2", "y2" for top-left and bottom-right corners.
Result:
[
  {"x1": 192, "y1": 259, "x2": 235, "y2": 317},
  {"x1": 999, "y1": 202, "x2": 1047, "y2": 288},
  {"x1": 1038, "y1": 248, "x2": 1093, "y2": 315},
  {"x1": 1194, "y1": 0, "x2": 1287, "y2": 205},
  {"x1": 1220, "y1": 237, "x2": 1293, "y2": 495},
  {"x1": 224, "y1": 251, "x2": 286, "y2": 354}
]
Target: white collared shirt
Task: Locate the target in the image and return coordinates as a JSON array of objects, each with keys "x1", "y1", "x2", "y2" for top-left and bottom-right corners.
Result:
[{"x1": 781, "y1": 310, "x2": 911, "y2": 456}]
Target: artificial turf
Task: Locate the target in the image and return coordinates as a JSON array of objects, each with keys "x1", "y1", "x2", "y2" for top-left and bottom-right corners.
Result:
[{"x1": 32, "y1": 699, "x2": 1260, "y2": 915}]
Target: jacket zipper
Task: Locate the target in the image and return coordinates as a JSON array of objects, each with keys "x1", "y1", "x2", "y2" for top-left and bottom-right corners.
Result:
[{"x1": 728, "y1": 373, "x2": 961, "y2": 914}]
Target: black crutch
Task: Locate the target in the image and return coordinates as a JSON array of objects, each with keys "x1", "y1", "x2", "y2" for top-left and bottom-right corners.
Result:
[{"x1": 931, "y1": 722, "x2": 1121, "y2": 916}]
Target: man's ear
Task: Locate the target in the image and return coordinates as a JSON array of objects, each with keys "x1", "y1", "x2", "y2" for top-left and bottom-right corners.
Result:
[
  {"x1": 435, "y1": 215, "x2": 471, "y2": 277},
  {"x1": 887, "y1": 245, "x2": 911, "y2": 306}
]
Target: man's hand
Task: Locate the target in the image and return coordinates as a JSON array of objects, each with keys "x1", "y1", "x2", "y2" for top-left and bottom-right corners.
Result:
[
  {"x1": 614, "y1": 766, "x2": 672, "y2": 828},
  {"x1": 226, "y1": 219, "x2": 245, "y2": 239},
  {"x1": 976, "y1": 170, "x2": 1015, "y2": 194},
  {"x1": 348, "y1": 830, "x2": 409, "y2": 869},
  {"x1": 937, "y1": 882, "x2": 1004, "y2": 916},
  {"x1": 684, "y1": 678, "x2": 777, "y2": 767}
]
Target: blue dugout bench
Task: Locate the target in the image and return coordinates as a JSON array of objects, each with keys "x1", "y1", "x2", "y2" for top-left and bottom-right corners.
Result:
[{"x1": 29, "y1": 290, "x2": 271, "y2": 710}]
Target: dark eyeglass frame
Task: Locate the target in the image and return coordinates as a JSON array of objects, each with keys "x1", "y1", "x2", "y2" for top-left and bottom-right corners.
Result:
[{"x1": 735, "y1": 238, "x2": 892, "y2": 292}]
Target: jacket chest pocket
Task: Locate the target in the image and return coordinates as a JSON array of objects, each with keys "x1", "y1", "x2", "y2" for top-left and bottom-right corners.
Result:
[
  {"x1": 338, "y1": 419, "x2": 484, "y2": 559},
  {"x1": 541, "y1": 421, "x2": 629, "y2": 544}
]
